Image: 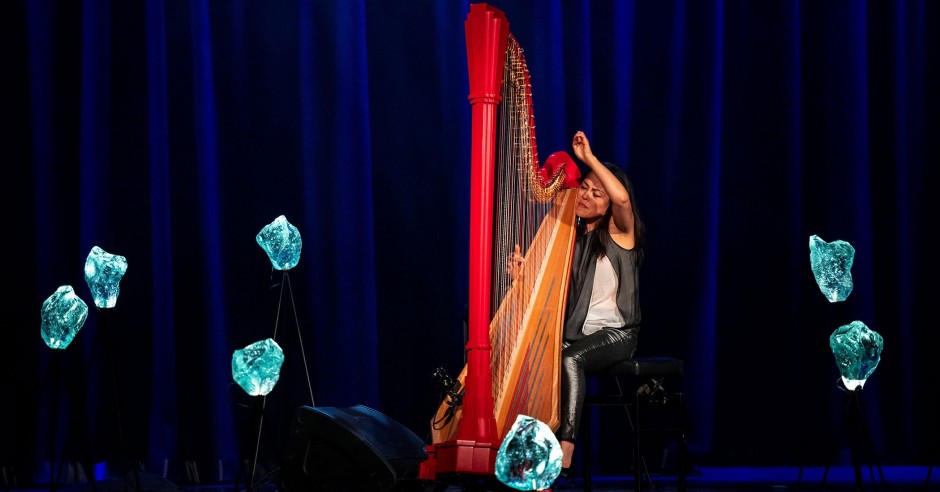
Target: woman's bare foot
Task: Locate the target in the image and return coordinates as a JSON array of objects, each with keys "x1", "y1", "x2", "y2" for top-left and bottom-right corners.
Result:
[{"x1": 560, "y1": 440, "x2": 575, "y2": 469}]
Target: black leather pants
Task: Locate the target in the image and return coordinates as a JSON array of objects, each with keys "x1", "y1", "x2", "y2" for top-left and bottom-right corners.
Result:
[{"x1": 557, "y1": 327, "x2": 638, "y2": 442}]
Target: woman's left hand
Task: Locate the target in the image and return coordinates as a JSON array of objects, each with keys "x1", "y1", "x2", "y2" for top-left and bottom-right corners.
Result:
[
  {"x1": 507, "y1": 244, "x2": 524, "y2": 280},
  {"x1": 572, "y1": 131, "x2": 594, "y2": 163}
]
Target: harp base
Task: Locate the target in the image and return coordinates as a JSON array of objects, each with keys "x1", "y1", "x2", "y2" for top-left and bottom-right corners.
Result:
[{"x1": 432, "y1": 439, "x2": 498, "y2": 476}]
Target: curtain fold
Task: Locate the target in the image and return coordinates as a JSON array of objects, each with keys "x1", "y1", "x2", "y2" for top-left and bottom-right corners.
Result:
[{"x1": 145, "y1": 0, "x2": 177, "y2": 462}]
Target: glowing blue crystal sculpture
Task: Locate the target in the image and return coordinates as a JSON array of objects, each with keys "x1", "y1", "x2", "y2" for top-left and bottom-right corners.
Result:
[
  {"x1": 256, "y1": 215, "x2": 302, "y2": 270},
  {"x1": 830, "y1": 321, "x2": 883, "y2": 391},
  {"x1": 495, "y1": 414, "x2": 563, "y2": 491},
  {"x1": 84, "y1": 246, "x2": 128, "y2": 308},
  {"x1": 232, "y1": 338, "x2": 285, "y2": 396},
  {"x1": 41, "y1": 285, "x2": 89, "y2": 349},
  {"x1": 809, "y1": 235, "x2": 855, "y2": 302}
]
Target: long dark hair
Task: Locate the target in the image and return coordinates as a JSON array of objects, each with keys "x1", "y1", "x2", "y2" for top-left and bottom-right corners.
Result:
[{"x1": 579, "y1": 162, "x2": 645, "y2": 265}]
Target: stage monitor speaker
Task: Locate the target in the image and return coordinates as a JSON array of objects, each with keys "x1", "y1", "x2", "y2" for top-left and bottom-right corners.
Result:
[{"x1": 283, "y1": 404, "x2": 428, "y2": 492}]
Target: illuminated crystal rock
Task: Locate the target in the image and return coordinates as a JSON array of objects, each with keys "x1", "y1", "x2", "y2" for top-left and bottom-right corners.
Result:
[
  {"x1": 232, "y1": 338, "x2": 285, "y2": 396},
  {"x1": 495, "y1": 414, "x2": 563, "y2": 491},
  {"x1": 41, "y1": 285, "x2": 89, "y2": 349},
  {"x1": 256, "y1": 215, "x2": 302, "y2": 270},
  {"x1": 830, "y1": 321, "x2": 883, "y2": 391},
  {"x1": 84, "y1": 246, "x2": 128, "y2": 309},
  {"x1": 809, "y1": 235, "x2": 855, "y2": 302}
]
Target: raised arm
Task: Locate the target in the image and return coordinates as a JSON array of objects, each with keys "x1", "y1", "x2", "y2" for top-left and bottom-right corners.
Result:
[{"x1": 571, "y1": 131, "x2": 634, "y2": 235}]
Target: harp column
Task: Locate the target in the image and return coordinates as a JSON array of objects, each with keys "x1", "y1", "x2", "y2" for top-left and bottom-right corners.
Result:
[{"x1": 436, "y1": 3, "x2": 508, "y2": 476}]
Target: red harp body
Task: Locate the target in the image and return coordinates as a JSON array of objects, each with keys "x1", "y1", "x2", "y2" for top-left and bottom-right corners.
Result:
[{"x1": 424, "y1": 3, "x2": 581, "y2": 479}]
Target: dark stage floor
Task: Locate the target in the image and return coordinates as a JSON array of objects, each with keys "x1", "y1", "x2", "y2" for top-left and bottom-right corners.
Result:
[
  {"x1": 7, "y1": 466, "x2": 936, "y2": 492},
  {"x1": 548, "y1": 466, "x2": 935, "y2": 491},
  {"x1": 418, "y1": 466, "x2": 936, "y2": 491}
]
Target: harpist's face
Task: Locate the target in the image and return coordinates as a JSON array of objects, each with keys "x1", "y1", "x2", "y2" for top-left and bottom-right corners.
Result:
[{"x1": 575, "y1": 172, "x2": 611, "y2": 221}]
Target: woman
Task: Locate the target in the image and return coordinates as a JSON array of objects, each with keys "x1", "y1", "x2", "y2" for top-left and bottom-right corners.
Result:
[{"x1": 556, "y1": 130, "x2": 645, "y2": 471}]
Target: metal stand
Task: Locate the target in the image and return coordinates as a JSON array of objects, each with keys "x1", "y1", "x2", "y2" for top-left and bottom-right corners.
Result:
[
  {"x1": 809, "y1": 384, "x2": 887, "y2": 491},
  {"x1": 240, "y1": 270, "x2": 316, "y2": 492}
]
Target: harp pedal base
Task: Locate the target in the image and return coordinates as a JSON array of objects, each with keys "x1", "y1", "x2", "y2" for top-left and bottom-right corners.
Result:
[{"x1": 433, "y1": 439, "x2": 498, "y2": 476}]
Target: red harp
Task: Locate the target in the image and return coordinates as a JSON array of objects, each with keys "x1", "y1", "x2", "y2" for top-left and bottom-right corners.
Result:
[{"x1": 425, "y1": 3, "x2": 581, "y2": 478}]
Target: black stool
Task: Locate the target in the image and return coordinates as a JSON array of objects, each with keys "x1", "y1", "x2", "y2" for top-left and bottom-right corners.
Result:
[{"x1": 582, "y1": 356, "x2": 686, "y2": 491}]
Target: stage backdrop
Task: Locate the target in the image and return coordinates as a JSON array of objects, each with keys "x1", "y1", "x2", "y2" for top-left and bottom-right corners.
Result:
[{"x1": 6, "y1": 0, "x2": 938, "y2": 484}]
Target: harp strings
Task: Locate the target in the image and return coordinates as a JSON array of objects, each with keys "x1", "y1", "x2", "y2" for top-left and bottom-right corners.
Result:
[{"x1": 490, "y1": 37, "x2": 556, "y2": 406}]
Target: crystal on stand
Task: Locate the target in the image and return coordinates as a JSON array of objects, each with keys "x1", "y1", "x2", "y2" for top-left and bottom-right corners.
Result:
[
  {"x1": 495, "y1": 414, "x2": 563, "y2": 491},
  {"x1": 809, "y1": 235, "x2": 855, "y2": 302},
  {"x1": 40, "y1": 285, "x2": 89, "y2": 349},
  {"x1": 830, "y1": 320, "x2": 883, "y2": 391},
  {"x1": 232, "y1": 338, "x2": 285, "y2": 396},
  {"x1": 84, "y1": 246, "x2": 128, "y2": 309},
  {"x1": 256, "y1": 215, "x2": 302, "y2": 271}
]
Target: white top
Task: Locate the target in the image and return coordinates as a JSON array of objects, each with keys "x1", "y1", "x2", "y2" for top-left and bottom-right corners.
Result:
[{"x1": 581, "y1": 255, "x2": 625, "y2": 336}]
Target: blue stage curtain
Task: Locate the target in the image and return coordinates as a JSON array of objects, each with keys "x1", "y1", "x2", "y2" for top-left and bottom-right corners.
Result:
[{"x1": 8, "y1": 0, "x2": 938, "y2": 481}]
